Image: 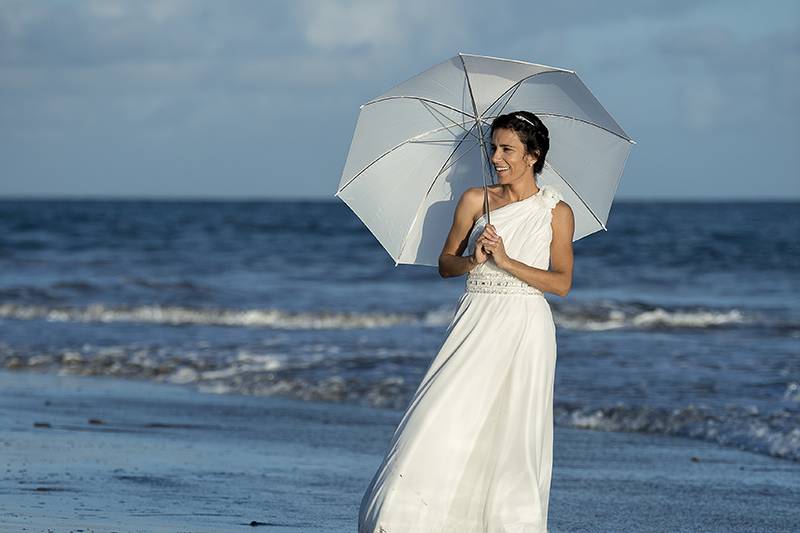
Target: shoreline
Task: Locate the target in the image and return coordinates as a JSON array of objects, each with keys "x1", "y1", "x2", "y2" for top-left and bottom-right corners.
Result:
[{"x1": 1, "y1": 370, "x2": 798, "y2": 532}]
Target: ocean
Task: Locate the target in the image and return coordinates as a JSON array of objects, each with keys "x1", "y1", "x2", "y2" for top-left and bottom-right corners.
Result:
[{"x1": 1, "y1": 198, "x2": 798, "y2": 462}]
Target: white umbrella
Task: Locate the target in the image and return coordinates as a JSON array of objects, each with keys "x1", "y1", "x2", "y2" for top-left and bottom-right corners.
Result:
[{"x1": 335, "y1": 53, "x2": 636, "y2": 267}]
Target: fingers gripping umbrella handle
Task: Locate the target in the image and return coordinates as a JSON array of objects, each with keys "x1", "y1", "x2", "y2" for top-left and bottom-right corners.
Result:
[{"x1": 483, "y1": 184, "x2": 491, "y2": 226}]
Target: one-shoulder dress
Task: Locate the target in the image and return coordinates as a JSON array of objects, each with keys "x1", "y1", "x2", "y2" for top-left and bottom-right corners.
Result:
[{"x1": 359, "y1": 184, "x2": 564, "y2": 533}]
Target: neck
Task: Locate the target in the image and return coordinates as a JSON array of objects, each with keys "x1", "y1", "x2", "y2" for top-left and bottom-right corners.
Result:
[{"x1": 502, "y1": 176, "x2": 539, "y2": 201}]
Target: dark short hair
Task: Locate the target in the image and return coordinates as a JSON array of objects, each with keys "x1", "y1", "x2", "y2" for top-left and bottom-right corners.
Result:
[{"x1": 490, "y1": 112, "x2": 549, "y2": 176}]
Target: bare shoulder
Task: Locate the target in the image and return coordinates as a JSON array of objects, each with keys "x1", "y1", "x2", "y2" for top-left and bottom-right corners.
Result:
[
  {"x1": 462, "y1": 184, "x2": 505, "y2": 207},
  {"x1": 551, "y1": 200, "x2": 575, "y2": 236},
  {"x1": 458, "y1": 187, "x2": 485, "y2": 218},
  {"x1": 460, "y1": 186, "x2": 485, "y2": 204},
  {"x1": 552, "y1": 199, "x2": 574, "y2": 220}
]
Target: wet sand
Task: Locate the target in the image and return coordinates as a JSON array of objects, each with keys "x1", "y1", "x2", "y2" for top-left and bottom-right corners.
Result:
[{"x1": 1, "y1": 370, "x2": 798, "y2": 532}]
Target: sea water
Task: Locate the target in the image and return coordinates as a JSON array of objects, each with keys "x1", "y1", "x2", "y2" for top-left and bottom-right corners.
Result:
[{"x1": 1, "y1": 198, "x2": 798, "y2": 461}]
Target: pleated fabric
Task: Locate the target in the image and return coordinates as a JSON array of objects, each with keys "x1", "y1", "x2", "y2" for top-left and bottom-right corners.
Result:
[{"x1": 359, "y1": 185, "x2": 564, "y2": 533}]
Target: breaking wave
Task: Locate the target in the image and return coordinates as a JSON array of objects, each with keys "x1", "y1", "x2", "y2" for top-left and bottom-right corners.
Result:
[
  {"x1": 0, "y1": 301, "x2": 771, "y2": 331},
  {"x1": 0, "y1": 302, "x2": 427, "y2": 329},
  {"x1": 3, "y1": 348, "x2": 798, "y2": 463},
  {"x1": 555, "y1": 403, "x2": 800, "y2": 463}
]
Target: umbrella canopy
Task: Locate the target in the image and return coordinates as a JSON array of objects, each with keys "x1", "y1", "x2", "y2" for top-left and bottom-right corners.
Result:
[{"x1": 335, "y1": 53, "x2": 636, "y2": 266}]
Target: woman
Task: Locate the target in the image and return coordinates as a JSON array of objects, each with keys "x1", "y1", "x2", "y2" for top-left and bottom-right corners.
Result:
[{"x1": 359, "y1": 112, "x2": 575, "y2": 533}]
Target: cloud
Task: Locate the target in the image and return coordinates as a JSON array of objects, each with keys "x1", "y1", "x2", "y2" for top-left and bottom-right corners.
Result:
[
  {"x1": 291, "y1": 0, "x2": 466, "y2": 52},
  {"x1": 653, "y1": 25, "x2": 799, "y2": 129},
  {"x1": 84, "y1": 0, "x2": 190, "y2": 23},
  {"x1": 0, "y1": 0, "x2": 295, "y2": 68},
  {"x1": 0, "y1": 0, "x2": 797, "y2": 197}
]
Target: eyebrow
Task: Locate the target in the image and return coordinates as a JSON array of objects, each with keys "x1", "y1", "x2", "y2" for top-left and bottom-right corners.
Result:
[{"x1": 490, "y1": 143, "x2": 515, "y2": 148}]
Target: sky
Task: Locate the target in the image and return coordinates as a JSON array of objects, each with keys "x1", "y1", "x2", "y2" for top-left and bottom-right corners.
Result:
[{"x1": 0, "y1": 0, "x2": 797, "y2": 200}]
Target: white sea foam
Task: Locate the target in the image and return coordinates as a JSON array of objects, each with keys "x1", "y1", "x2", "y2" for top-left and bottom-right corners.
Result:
[
  {"x1": 0, "y1": 303, "x2": 417, "y2": 329},
  {"x1": 783, "y1": 382, "x2": 800, "y2": 402},
  {"x1": 554, "y1": 306, "x2": 751, "y2": 331},
  {"x1": 555, "y1": 403, "x2": 800, "y2": 462},
  {"x1": 631, "y1": 308, "x2": 746, "y2": 328},
  {"x1": 3, "y1": 344, "x2": 798, "y2": 462},
  {"x1": 0, "y1": 302, "x2": 760, "y2": 331}
]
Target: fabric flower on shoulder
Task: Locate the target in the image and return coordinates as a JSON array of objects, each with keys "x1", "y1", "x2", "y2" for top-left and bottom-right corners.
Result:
[{"x1": 539, "y1": 184, "x2": 564, "y2": 209}]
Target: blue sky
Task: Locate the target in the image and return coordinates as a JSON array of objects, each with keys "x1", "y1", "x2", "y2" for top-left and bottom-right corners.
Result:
[{"x1": 0, "y1": 0, "x2": 797, "y2": 199}]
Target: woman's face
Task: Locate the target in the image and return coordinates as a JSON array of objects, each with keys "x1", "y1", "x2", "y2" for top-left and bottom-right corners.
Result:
[{"x1": 490, "y1": 128, "x2": 535, "y2": 184}]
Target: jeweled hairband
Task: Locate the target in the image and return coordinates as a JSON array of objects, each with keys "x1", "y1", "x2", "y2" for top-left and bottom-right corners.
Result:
[{"x1": 515, "y1": 114, "x2": 535, "y2": 127}]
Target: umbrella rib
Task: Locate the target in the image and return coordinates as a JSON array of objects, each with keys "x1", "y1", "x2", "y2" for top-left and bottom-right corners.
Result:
[
  {"x1": 543, "y1": 160, "x2": 607, "y2": 231},
  {"x1": 337, "y1": 119, "x2": 476, "y2": 194},
  {"x1": 483, "y1": 111, "x2": 634, "y2": 144},
  {"x1": 458, "y1": 53, "x2": 492, "y2": 225},
  {"x1": 412, "y1": 96, "x2": 480, "y2": 140},
  {"x1": 569, "y1": 72, "x2": 635, "y2": 141},
  {"x1": 418, "y1": 99, "x2": 477, "y2": 138},
  {"x1": 459, "y1": 53, "x2": 574, "y2": 74},
  {"x1": 477, "y1": 70, "x2": 563, "y2": 121},
  {"x1": 480, "y1": 72, "x2": 635, "y2": 144},
  {"x1": 396, "y1": 124, "x2": 482, "y2": 262},
  {"x1": 439, "y1": 141, "x2": 481, "y2": 176},
  {"x1": 410, "y1": 117, "x2": 491, "y2": 146},
  {"x1": 409, "y1": 139, "x2": 466, "y2": 144},
  {"x1": 488, "y1": 79, "x2": 524, "y2": 119},
  {"x1": 362, "y1": 95, "x2": 471, "y2": 120}
]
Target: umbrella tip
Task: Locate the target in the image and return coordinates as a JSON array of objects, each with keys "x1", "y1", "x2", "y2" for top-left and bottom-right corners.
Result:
[{"x1": 630, "y1": 139, "x2": 638, "y2": 145}]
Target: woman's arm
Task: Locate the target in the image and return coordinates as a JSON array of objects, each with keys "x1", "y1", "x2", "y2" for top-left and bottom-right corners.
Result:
[
  {"x1": 482, "y1": 201, "x2": 575, "y2": 296},
  {"x1": 438, "y1": 188, "x2": 486, "y2": 278}
]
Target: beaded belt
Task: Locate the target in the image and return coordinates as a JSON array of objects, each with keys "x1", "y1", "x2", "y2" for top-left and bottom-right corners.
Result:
[{"x1": 466, "y1": 271, "x2": 543, "y2": 296}]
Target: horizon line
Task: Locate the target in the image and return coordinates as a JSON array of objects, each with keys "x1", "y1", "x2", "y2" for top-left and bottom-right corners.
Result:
[{"x1": 0, "y1": 194, "x2": 797, "y2": 203}]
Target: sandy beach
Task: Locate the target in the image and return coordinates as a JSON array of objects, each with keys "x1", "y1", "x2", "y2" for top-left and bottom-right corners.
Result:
[{"x1": 1, "y1": 369, "x2": 798, "y2": 532}]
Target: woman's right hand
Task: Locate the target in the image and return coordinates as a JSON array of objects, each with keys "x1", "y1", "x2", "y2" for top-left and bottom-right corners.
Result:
[{"x1": 473, "y1": 234, "x2": 490, "y2": 265}]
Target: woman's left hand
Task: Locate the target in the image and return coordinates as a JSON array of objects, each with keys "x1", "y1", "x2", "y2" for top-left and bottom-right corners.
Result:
[{"x1": 481, "y1": 224, "x2": 511, "y2": 269}]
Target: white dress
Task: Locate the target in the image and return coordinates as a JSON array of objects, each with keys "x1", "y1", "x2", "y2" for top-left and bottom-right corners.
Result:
[{"x1": 359, "y1": 184, "x2": 564, "y2": 533}]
